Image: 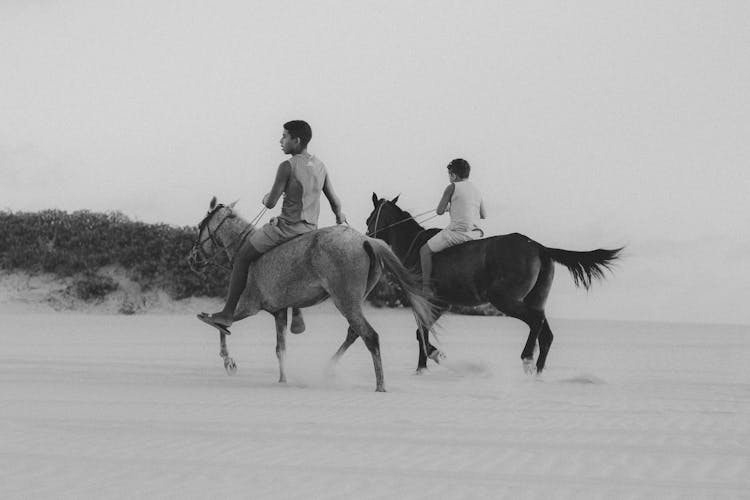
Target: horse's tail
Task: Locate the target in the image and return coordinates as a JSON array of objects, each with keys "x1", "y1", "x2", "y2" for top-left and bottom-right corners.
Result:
[
  {"x1": 363, "y1": 239, "x2": 437, "y2": 333},
  {"x1": 544, "y1": 246, "x2": 623, "y2": 290}
]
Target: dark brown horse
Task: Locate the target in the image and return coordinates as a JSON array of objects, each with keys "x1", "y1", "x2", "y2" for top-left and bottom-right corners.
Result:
[{"x1": 366, "y1": 194, "x2": 623, "y2": 374}]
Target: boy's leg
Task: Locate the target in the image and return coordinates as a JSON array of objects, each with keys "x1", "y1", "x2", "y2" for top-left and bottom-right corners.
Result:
[
  {"x1": 209, "y1": 244, "x2": 262, "y2": 326},
  {"x1": 419, "y1": 243, "x2": 434, "y2": 294},
  {"x1": 270, "y1": 219, "x2": 316, "y2": 334}
]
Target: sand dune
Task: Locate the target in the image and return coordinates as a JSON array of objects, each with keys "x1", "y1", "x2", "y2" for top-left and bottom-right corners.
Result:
[{"x1": 1, "y1": 304, "x2": 748, "y2": 499}]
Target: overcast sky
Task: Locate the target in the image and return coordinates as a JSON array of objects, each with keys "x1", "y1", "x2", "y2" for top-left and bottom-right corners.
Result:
[{"x1": 1, "y1": 1, "x2": 748, "y2": 324}]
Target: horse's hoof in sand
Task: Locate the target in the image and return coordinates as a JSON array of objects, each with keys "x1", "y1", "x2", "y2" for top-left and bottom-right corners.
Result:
[
  {"x1": 224, "y1": 357, "x2": 237, "y2": 375},
  {"x1": 290, "y1": 313, "x2": 306, "y2": 334},
  {"x1": 375, "y1": 386, "x2": 386, "y2": 392},
  {"x1": 415, "y1": 367, "x2": 429, "y2": 375},
  {"x1": 428, "y1": 349, "x2": 446, "y2": 364},
  {"x1": 522, "y1": 358, "x2": 536, "y2": 375}
]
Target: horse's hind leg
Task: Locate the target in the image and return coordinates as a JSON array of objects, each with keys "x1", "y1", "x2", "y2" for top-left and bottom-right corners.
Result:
[
  {"x1": 335, "y1": 304, "x2": 385, "y2": 392},
  {"x1": 359, "y1": 319, "x2": 386, "y2": 392},
  {"x1": 332, "y1": 326, "x2": 359, "y2": 363},
  {"x1": 535, "y1": 317, "x2": 554, "y2": 374},
  {"x1": 523, "y1": 258, "x2": 554, "y2": 374},
  {"x1": 273, "y1": 309, "x2": 288, "y2": 383},
  {"x1": 490, "y1": 296, "x2": 545, "y2": 375}
]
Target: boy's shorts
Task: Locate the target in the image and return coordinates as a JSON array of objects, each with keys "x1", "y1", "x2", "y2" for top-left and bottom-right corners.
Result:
[
  {"x1": 426, "y1": 227, "x2": 483, "y2": 253},
  {"x1": 247, "y1": 218, "x2": 316, "y2": 254}
]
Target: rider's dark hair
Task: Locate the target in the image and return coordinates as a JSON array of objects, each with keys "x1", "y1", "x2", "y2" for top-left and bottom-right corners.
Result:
[
  {"x1": 284, "y1": 120, "x2": 312, "y2": 148},
  {"x1": 447, "y1": 158, "x2": 471, "y2": 179}
]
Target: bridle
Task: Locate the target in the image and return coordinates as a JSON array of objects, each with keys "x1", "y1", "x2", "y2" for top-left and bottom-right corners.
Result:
[{"x1": 188, "y1": 204, "x2": 256, "y2": 274}]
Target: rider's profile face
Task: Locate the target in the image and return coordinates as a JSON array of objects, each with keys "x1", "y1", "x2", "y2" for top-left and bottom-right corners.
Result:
[{"x1": 280, "y1": 130, "x2": 299, "y2": 154}]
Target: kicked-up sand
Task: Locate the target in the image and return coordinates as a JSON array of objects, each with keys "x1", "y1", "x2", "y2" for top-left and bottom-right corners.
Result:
[{"x1": 1, "y1": 303, "x2": 748, "y2": 499}]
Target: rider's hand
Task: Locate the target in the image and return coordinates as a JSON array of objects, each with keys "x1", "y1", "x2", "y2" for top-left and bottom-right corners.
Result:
[
  {"x1": 336, "y1": 213, "x2": 347, "y2": 225},
  {"x1": 262, "y1": 193, "x2": 271, "y2": 207}
]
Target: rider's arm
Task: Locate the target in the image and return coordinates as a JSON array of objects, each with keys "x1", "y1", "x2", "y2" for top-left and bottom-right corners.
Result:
[
  {"x1": 262, "y1": 161, "x2": 291, "y2": 208},
  {"x1": 322, "y1": 173, "x2": 347, "y2": 224},
  {"x1": 436, "y1": 183, "x2": 455, "y2": 215},
  {"x1": 479, "y1": 199, "x2": 487, "y2": 219}
]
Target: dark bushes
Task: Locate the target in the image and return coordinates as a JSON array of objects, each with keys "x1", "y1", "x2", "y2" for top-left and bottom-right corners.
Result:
[{"x1": 0, "y1": 209, "x2": 228, "y2": 300}]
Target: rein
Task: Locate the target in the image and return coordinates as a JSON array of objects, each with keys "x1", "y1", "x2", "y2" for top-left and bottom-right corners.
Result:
[{"x1": 367, "y1": 206, "x2": 436, "y2": 237}]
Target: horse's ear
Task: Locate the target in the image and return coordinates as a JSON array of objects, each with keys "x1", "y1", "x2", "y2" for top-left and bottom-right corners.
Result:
[
  {"x1": 390, "y1": 194, "x2": 400, "y2": 204},
  {"x1": 210, "y1": 196, "x2": 217, "y2": 209},
  {"x1": 372, "y1": 193, "x2": 378, "y2": 207}
]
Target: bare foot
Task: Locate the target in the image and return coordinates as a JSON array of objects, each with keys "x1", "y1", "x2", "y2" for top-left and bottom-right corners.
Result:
[
  {"x1": 202, "y1": 312, "x2": 233, "y2": 328},
  {"x1": 197, "y1": 313, "x2": 233, "y2": 335}
]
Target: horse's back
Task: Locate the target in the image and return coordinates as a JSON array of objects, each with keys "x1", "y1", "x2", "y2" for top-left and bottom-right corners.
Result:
[
  {"x1": 243, "y1": 226, "x2": 374, "y2": 312},
  {"x1": 438, "y1": 232, "x2": 538, "y2": 261},
  {"x1": 253, "y1": 225, "x2": 370, "y2": 285}
]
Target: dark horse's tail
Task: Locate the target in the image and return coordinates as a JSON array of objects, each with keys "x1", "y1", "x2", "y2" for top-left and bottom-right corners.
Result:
[
  {"x1": 544, "y1": 246, "x2": 623, "y2": 290},
  {"x1": 363, "y1": 239, "x2": 438, "y2": 333}
]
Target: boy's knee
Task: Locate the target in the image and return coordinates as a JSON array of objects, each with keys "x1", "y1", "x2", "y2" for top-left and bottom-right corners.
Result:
[
  {"x1": 238, "y1": 244, "x2": 263, "y2": 264},
  {"x1": 420, "y1": 243, "x2": 432, "y2": 257}
]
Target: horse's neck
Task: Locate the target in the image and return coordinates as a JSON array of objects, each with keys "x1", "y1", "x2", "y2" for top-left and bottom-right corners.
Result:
[
  {"x1": 391, "y1": 218, "x2": 425, "y2": 260},
  {"x1": 216, "y1": 217, "x2": 251, "y2": 260}
]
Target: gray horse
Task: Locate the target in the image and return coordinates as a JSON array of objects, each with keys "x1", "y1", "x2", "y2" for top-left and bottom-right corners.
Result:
[{"x1": 188, "y1": 197, "x2": 436, "y2": 392}]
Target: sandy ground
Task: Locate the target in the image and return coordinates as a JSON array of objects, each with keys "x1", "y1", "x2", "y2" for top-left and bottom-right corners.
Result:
[{"x1": 1, "y1": 299, "x2": 749, "y2": 499}]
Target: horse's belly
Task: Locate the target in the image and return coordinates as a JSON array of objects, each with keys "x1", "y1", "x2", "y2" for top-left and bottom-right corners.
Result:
[{"x1": 259, "y1": 282, "x2": 328, "y2": 311}]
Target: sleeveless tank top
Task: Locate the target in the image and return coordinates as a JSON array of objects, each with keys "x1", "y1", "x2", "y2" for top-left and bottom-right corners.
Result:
[
  {"x1": 447, "y1": 180, "x2": 482, "y2": 231},
  {"x1": 279, "y1": 153, "x2": 327, "y2": 226}
]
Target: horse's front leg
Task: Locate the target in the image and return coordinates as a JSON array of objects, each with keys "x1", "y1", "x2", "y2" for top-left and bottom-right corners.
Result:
[
  {"x1": 219, "y1": 332, "x2": 237, "y2": 375},
  {"x1": 273, "y1": 309, "x2": 288, "y2": 383}
]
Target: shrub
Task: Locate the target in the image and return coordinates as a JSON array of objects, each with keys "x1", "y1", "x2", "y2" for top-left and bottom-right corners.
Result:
[
  {"x1": 0, "y1": 209, "x2": 228, "y2": 300},
  {"x1": 70, "y1": 273, "x2": 119, "y2": 301}
]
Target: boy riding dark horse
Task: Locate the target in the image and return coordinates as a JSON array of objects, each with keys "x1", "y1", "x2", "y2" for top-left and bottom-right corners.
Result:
[{"x1": 367, "y1": 182, "x2": 622, "y2": 374}]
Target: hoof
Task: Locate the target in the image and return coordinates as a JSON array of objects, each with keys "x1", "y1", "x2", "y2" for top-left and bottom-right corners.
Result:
[
  {"x1": 224, "y1": 357, "x2": 237, "y2": 375},
  {"x1": 375, "y1": 386, "x2": 387, "y2": 392},
  {"x1": 415, "y1": 367, "x2": 428, "y2": 375},
  {"x1": 522, "y1": 358, "x2": 536, "y2": 375},
  {"x1": 428, "y1": 349, "x2": 446, "y2": 364}
]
